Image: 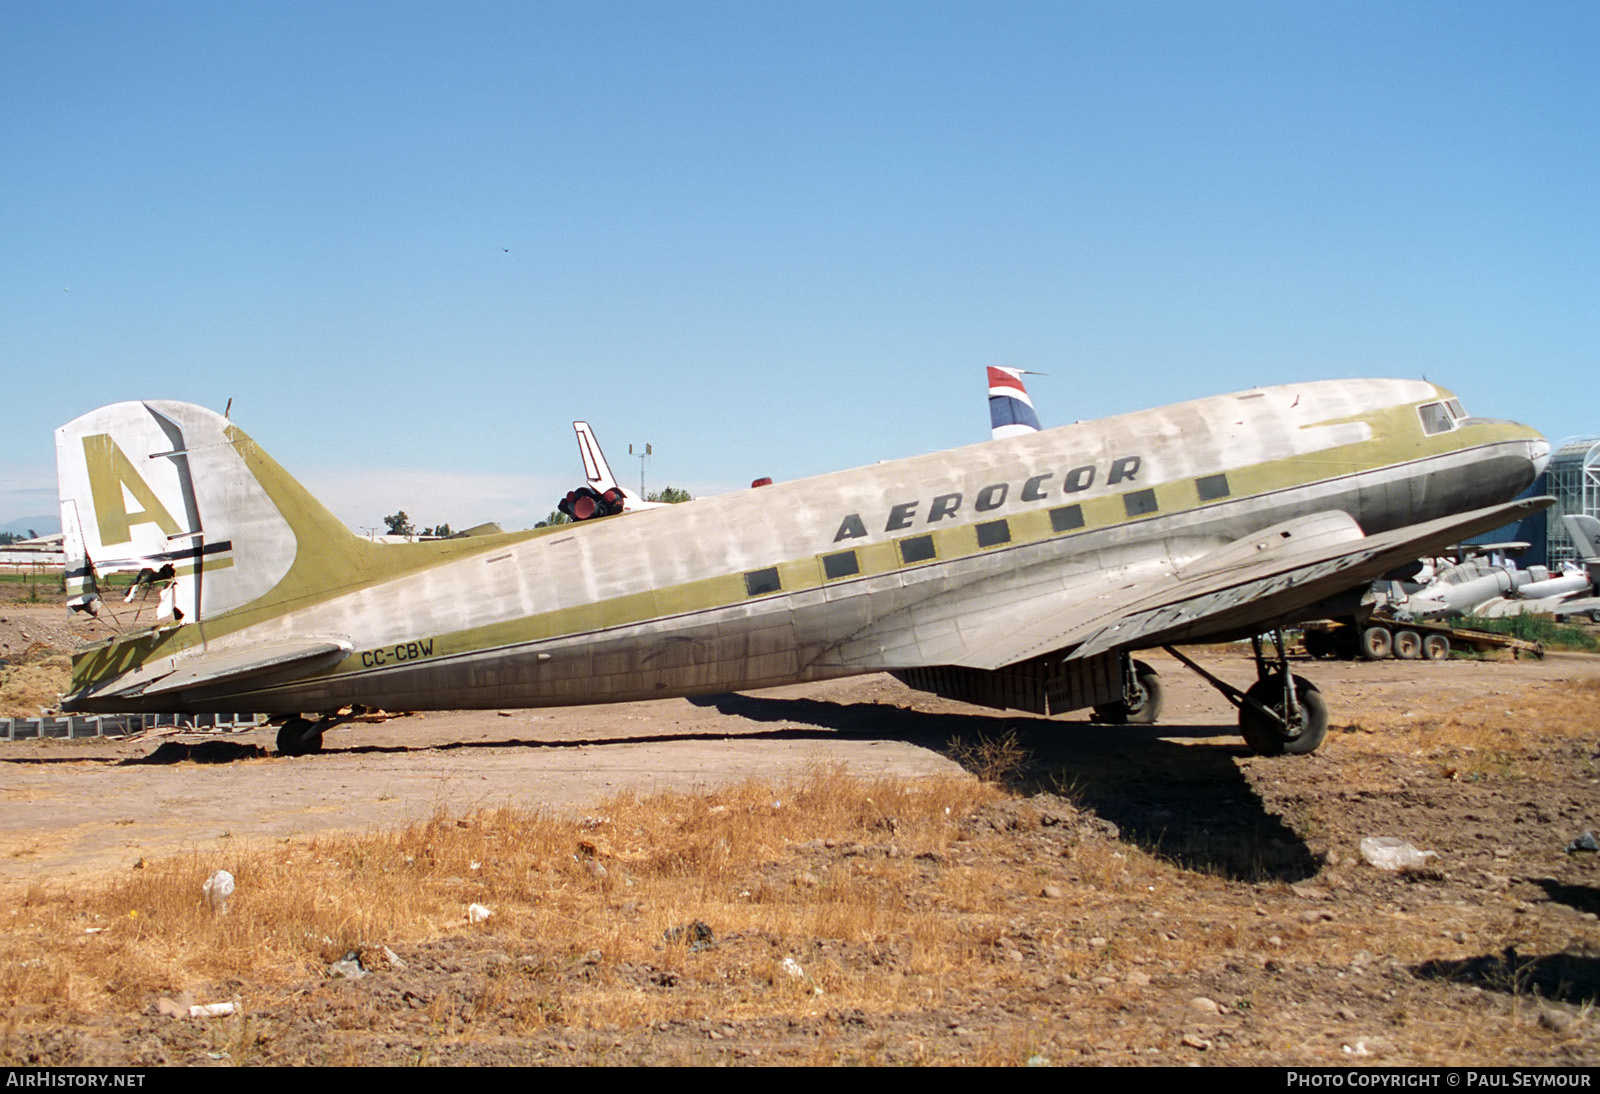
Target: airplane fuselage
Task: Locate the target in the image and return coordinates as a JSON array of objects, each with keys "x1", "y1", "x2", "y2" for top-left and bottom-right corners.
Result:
[{"x1": 63, "y1": 378, "x2": 1547, "y2": 717}]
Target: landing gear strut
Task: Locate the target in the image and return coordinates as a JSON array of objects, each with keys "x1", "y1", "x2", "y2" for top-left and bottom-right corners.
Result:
[
  {"x1": 1092, "y1": 656, "x2": 1165, "y2": 725},
  {"x1": 1163, "y1": 631, "x2": 1329, "y2": 756}
]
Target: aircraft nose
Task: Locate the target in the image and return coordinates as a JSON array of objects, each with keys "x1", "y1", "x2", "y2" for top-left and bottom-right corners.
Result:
[{"x1": 1530, "y1": 437, "x2": 1551, "y2": 478}]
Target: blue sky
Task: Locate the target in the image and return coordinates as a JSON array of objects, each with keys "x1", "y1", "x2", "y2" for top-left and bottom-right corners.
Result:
[{"x1": 3, "y1": 1, "x2": 1595, "y2": 533}]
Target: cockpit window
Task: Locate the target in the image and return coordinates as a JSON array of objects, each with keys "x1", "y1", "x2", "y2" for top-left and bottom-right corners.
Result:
[
  {"x1": 1445, "y1": 399, "x2": 1465, "y2": 419},
  {"x1": 1418, "y1": 402, "x2": 1454, "y2": 435}
]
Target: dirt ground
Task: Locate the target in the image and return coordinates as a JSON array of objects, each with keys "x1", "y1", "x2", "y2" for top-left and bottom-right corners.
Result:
[{"x1": 1, "y1": 598, "x2": 1598, "y2": 1066}]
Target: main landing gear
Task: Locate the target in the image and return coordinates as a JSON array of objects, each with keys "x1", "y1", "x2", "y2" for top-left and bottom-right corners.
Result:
[
  {"x1": 1092, "y1": 657, "x2": 1165, "y2": 725},
  {"x1": 1162, "y1": 631, "x2": 1330, "y2": 756},
  {"x1": 275, "y1": 713, "x2": 352, "y2": 756}
]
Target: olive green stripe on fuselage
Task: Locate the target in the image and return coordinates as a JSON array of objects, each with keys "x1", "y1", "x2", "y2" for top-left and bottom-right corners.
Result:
[{"x1": 318, "y1": 428, "x2": 1500, "y2": 686}]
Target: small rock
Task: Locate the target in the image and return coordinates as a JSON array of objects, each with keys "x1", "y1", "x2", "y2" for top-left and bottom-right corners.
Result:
[
  {"x1": 467, "y1": 903, "x2": 493, "y2": 924},
  {"x1": 1189, "y1": 996, "x2": 1220, "y2": 1014},
  {"x1": 1540, "y1": 1008, "x2": 1581, "y2": 1034},
  {"x1": 1181, "y1": 1033, "x2": 1212, "y2": 1050},
  {"x1": 1041, "y1": 884, "x2": 1064, "y2": 899},
  {"x1": 1565, "y1": 832, "x2": 1599, "y2": 854}
]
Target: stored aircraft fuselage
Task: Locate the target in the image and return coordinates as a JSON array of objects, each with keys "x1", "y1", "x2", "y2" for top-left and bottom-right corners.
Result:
[{"x1": 57, "y1": 379, "x2": 1548, "y2": 751}]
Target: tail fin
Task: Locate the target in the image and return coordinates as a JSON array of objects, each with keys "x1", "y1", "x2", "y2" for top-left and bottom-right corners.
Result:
[
  {"x1": 55, "y1": 401, "x2": 364, "y2": 624},
  {"x1": 572, "y1": 421, "x2": 663, "y2": 512},
  {"x1": 1565, "y1": 514, "x2": 1600, "y2": 562},
  {"x1": 987, "y1": 366, "x2": 1043, "y2": 439}
]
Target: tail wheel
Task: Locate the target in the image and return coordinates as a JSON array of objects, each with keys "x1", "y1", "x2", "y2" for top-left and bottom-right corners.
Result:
[
  {"x1": 275, "y1": 717, "x2": 324, "y2": 756},
  {"x1": 1091, "y1": 660, "x2": 1164, "y2": 725},
  {"x1": 1360, "y1": 626, "x2": 1393, "y2": 661},
  {"x1": 1393, "y1": 629, "x2": 1422, "y2": 660},
  {"x1": 1422, "y1": 634, "x2": 1450, "y2": 661},
  {"x1": 1239, "y1": 674, "x2": 1329, "y2": 756}
]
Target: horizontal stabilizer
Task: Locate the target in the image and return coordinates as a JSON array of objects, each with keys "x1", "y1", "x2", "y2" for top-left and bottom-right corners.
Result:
[{"x1": 66, "y1": 638, "x2": 352, "y2": 706}]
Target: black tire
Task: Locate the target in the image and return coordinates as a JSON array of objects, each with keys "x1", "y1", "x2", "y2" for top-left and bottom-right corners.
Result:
[
  {"x1": 1360, "y1": 626, "x2": 1392, "y2": 661},
  {"x1": 275, "y1": 717, "x2": 323, "y2": 756},
  {"x1": 1239, "y1": 674, "x2": 1329, "y2": 756},
  {"x1": 1091, "y1": 660, "x2": 1164, "y2": 725},
  {"x1": 1421, "y1": 634, "x2": 1450, "y2": 661},
  {"x1": 1393, "y1": 629, "x2": 1422, "y2": 660}
]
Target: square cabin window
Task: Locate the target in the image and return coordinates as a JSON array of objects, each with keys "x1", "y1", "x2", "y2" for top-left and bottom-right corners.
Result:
[
  {"x1": 822, "y1": 550, "x2": 859, "y2": 580},
  {"x1": 744, "y1": 567, "x2": 781, "y2": 596},
  {"x1": 1196, "y1": 473, "x2": 1230, "y2": 502},
  {"x1": 1123, "y1": 489, "x2": 1158, "y2": 518},
  {"x1": 898, "y1": 535, "x2": 936, "y2": 564},
  {"x1": 1050, "y1": 505, "x2": 1085, "y2": 533},
  {"x1": 975, "y1": 519, "x2": 1011, "y2": 548}
]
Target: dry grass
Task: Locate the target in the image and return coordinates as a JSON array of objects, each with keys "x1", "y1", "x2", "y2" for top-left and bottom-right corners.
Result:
[{"x1": 0, "y1": 766, "x2": 1008, "y2": 1036}]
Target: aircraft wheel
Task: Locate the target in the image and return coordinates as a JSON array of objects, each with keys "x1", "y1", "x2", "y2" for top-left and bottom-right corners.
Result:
[
  {"x1": 1422, "y1": 634, "x2": 1450, "y2": 661},
  {"x1": 1360, "y1": 626, "x2": 1392, "y2": 661},
  {"x1": 1239, "y1": 675, "x2": 1328, "y2": 756},
  {"x1": 275, "y1": 717, "x2": 324, "y2": 756},
  {"x1": 1590, "y1": 609, "x2": 1600, "y2": 624},
  {"x1": 1091, "y1": 660, "x2": 1164, "y2": 725},
  {"x1": 1393, "y1": 629, "x2": 1422, "y2": 660}
]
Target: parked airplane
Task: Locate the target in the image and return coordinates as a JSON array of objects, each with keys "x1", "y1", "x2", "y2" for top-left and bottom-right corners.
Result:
[
  {"x1": 55, "y1": 380, "x2": 1549, "y2": 757},
  {"x1": 1373, "y1": 514, "x2": 1600, "y2": 622}
]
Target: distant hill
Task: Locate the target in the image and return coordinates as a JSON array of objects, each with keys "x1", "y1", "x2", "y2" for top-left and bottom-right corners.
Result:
[{"x1": 1, "y1": 515, "x2": 61, "y2": 539}]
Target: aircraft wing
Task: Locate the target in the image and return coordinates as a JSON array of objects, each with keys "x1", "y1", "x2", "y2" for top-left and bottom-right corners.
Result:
[{"x1": 865, "y1": 496, "x2": 1553, "y2": 672}]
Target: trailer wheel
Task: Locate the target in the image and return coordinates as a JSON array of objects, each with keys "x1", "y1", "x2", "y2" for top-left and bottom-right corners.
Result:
[
  {"x1": 1393, "y1": 629, "x2": 1422, "y2": 660},
  {"x1": 1422, "y1": 634, "x2": 1450, "y2": 661},
  {"x1": 1360, "y1": 626, "x2": 1392, "y2": 661}
]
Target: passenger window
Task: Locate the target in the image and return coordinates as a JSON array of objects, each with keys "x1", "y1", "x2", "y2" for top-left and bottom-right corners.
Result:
[
  {"x1": 975, "y1": 519, "x2": 1010, "y2": 548},
  {"x1": 744, "y1": 568, "x2": 781, "y2": 596},
  {"x1": 1049, "y1": 505, "x2": 1085, "y2": 533},
  {"x1": 822, "y1": 550, "x2": 859, "y2": 580},
  {"x1": 1196, "y1": 473, "x2": 1230, "y2": 502},
  {"x1": 898, "y1": 535, "x2": 937, "y2": 564},
  {"x1": 1123, "y1": 489, "x2": 1158, "y2": 517}
]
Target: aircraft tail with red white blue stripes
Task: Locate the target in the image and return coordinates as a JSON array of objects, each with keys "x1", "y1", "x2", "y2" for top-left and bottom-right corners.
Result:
[{"x1": 987, "y1": 367, "x2": 1043, "y2": 440}]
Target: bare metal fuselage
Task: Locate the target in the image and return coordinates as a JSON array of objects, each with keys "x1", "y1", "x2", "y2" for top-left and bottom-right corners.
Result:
[{"x1": 64, "y1": 379, "x2": 1547, "y2": 717}]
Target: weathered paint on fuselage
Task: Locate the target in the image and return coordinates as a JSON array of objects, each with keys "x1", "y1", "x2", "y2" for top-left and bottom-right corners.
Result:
[{"x1": 67, "y1": 379, "x2": 1546, "y2": 715}]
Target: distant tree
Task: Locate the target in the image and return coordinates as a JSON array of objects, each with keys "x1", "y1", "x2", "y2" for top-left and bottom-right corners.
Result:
[
  {"x1": 534, "y1": 510, "x2": 572, "y2": 528},
  {"x1": 426, "y1": 524, "x2": 454, "y2": 538},
  {"x1": 382, "y1": 511, "x2": 415, "y2": 536},
  {"x1": 0, "y1": 533, "x2": 14, "y2": 546},
  {"x1": 647, "y1": 486, "x2": 692, "y2": 504}
]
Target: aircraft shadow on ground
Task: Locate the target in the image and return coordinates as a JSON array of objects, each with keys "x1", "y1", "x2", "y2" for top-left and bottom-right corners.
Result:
[
  {"x1": 697, "y1": 693, "x2": 1320, "y2": 883},
  {"x1": 101, "y1": 693, "x2": 1320, "y2": 882},
  {"x1": 1413, "y1": 946, "x2": 1600, "y2": 1006},
  {"x1": 118, "y1": 740, "x2": 272, "y2": 765}
]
